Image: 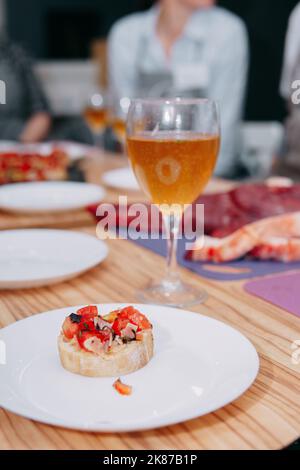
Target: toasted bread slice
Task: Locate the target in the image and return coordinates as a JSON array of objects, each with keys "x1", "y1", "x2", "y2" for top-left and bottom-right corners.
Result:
[{"x1": 58, "y1": 330, "x2": 154, "y2": 377}]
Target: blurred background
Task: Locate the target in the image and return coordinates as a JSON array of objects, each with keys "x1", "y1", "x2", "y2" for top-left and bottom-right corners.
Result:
[
  {"x1": 3, "y1": 0, "x2": 298, "y2": 121},
  {"x1": 1, "y1": 0, "x2": 300, "y2": 181}
]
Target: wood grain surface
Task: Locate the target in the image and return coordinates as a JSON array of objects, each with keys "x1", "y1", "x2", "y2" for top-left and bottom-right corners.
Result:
[{"x1": 0, "y1": 153, "x2": 299, "y2": 450}]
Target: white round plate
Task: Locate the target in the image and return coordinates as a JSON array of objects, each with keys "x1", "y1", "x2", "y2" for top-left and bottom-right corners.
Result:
[
  {"x1": 0, "y1": 304, "x2": 259, "y2": 432},
  {"x1": 102, "y1": 167, "x2": 140, "y2": 191},
  {"x1": 0, "y1": 230, "x2": 108, "y2": 289},
  {"x1": 0, "y1": 182, "x2": 105, "y2": 214}
]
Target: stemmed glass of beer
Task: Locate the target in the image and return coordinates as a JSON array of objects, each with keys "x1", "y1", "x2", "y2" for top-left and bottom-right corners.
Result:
[
  {"x1": 83, "y1": 91, "x2": 107, "y2": 147},
  {"x1": 111, "y1": 96, "x2": 131, "y2": 150},
  {"x1": 126, "y1": 98, "x2": 220, "y2": 307}
]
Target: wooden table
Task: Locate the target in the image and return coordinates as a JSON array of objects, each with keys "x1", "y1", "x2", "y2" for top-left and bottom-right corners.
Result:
[{"x1": 0, "y1": 153, "x2": 299, "y2": 450}]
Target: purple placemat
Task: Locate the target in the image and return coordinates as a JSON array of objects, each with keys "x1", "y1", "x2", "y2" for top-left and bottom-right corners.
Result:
[
  {"x1": 245, "y1": 273, "x2": 300, "y2": 318},
  {"x1": 131, "y1": 237, "x2": 300, "y2": 282}
]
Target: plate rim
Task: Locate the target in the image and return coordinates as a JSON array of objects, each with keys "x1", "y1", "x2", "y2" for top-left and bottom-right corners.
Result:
[
  {"x1": 0, "y1": 303, "x2": 260, "y2": 432},
  {"x1": 0, "y1": 181, "x2": 106, "y2": 214},
  {"x1": 0, "y1": 229, "x2": 109, "y2": 288}
]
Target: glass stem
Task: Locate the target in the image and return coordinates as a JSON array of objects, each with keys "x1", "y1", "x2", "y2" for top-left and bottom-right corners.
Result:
[
  {"x1": 94, "y1": 131, "x2": 104, "y2": 148},
  {"x1": 163, "y1": 212, "x2": 181, "y2": 287}
]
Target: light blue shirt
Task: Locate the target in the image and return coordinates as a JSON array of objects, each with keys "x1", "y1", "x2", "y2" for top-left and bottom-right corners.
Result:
[
  {"x1": 280, "y1": 2, "x2": 300, "y2": 99},
  {"x1": 108, "y1": 6, "x2": 249, "y2": 177}
]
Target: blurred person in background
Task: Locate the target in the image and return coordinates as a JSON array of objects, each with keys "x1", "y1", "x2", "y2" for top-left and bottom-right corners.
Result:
[
  {"x1": 280, "y1": 2, "x2": 300, "y2": 177},
  {"x1": 0, "y1": 36, "x2": 52, "y2": 143},
  {"x1": 108, "y1": 0, "x2": 249, "y2": 178},
  {"x1": 0, "y1": 35, "x2": 93, "y2": 144}
]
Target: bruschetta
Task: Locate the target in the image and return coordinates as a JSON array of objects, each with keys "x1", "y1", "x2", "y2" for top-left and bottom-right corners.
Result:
[{"x1": 58, "y1": 305, "x2": 153, "y2": 377}]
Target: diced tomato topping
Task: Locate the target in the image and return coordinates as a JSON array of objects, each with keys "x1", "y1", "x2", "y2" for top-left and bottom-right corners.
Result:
[
  {"x1": 77, "y1": 329, "x2": 110, "y2": 351},
  {"x1": 118, "y1": 307, "x2": 151, "y2": 331},
  {"x1": 78, "y1": 318, "x2": 95, "y2": 332},
  {"x1": 112, "y1": 307, "x2": 151, "y2": 335},
  {"x1": 113, "y1": 378, "x2": 132, "y2": 396},
  {"x1": 77, "y1": 331, "x2": 97, "y2": 351},
  {"x1": 112, "y1": 316, "x2": 132, "y2": 336},
  {"x1": 62, "y1": 316, "x2": 79, "y2": 339},
  {"x1": 62, "y1": 306, "x2": 151, "y2": 352},
  {"x1": 77, "y1": 305, "x2": 98, "y2": 317}
]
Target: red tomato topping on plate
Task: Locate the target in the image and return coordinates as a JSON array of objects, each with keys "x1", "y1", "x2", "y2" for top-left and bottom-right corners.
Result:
[
  {"x1": 77, "y1": 331, "x2": 96, "y2": 350},
  {"x1": 62, "y1": 306, "x2": 152, "y2": 354},
  {"x1": 121, "y1": 306, "x2": 152, "y2": 330},
  {"x1": 112, "y1": 307, "x2": 152, "y2": 335},
  {"x1": 62, "y1": 316, "x2": 79, "y2": 340},
  {"x1": 77, "y1": 305, "x2": 98, "y2": 317},
  {"x1": 77, "y1": 330, "x2": 110, "y2": 351},
  {"x1": 112, "y1": 316, "x2": 131, "y2": 336},
  {"x1": 113, "y1": 378, "x2": 132, "y2": 396},
  {"x1": 78, "y1": 318, "x2": 95, "y2": 332}
]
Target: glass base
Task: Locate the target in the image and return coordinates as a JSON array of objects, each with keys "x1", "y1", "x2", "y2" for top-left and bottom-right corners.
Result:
[{"x1": 136, "y1": 279, "x2": 208, "y2": 308}]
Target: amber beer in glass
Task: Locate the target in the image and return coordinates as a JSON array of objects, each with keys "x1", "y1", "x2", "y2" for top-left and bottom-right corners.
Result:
[
  {"x1": 84, "y1": 107, "x2": 107, "y2": 133},
  {"x1": 127, "y1": 132, "x2": 219, "y2": 210},
  {"x1": 83, "y1": 92, "x2": 107, "y2": 147},
  {"x1": 112, "y1": 117, "x2": 126, "y2": 145},
  {"x1": 110, "y1": 97, "x2": 131, "y2": 148},
  {"x1": 126, "y1": 99, "x2": 220, "y2": 307}
]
